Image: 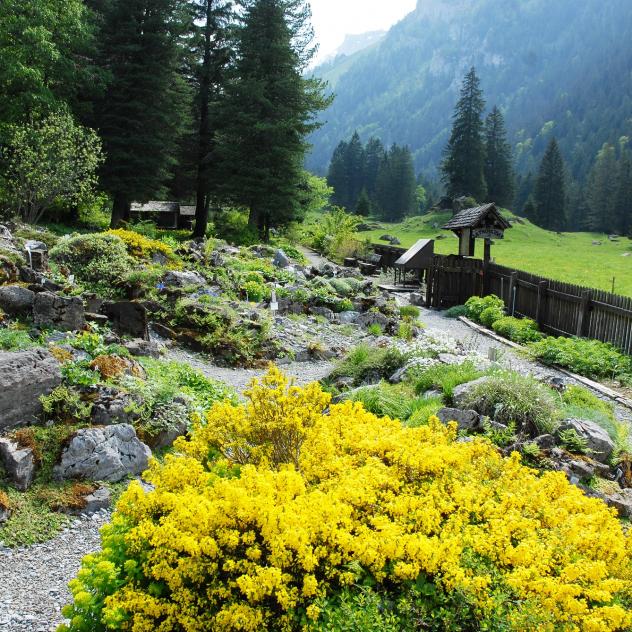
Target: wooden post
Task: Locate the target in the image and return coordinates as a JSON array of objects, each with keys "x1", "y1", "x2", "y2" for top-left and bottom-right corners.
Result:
[
  {"x1": 508, "y1": 271, "x2": 518, "y2": 316},
  {"x1": 536, "y1": 280, "x2": 549, "y2": 328},
  {"x1": 483, "y1": 238, "x2": 491, "y2": 264},
  {"x1": 576, "y1": 290, "x2": 592, "y2": 337}
]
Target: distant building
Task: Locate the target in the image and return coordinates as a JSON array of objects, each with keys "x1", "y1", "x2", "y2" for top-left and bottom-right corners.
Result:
[{"x1": 129, "y1": 201, "x2": 194, "y2": 230}]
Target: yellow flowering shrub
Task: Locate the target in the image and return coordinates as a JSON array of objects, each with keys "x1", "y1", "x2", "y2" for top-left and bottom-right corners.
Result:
[
  {"x1": 60, "y1": 367, "x2": 632, "y2": 632},
  {"x1": 106, "y1": 229, "x2": 175, "y2": 261}
]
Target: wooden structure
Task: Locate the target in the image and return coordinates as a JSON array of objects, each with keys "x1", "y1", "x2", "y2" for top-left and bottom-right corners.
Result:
[
  {"x1": 442, "y1": 203, "x2": 511, "y2": 261},
  {"x1": 130, "y1": 201, "x2": 194, "y2": 229},
  {"x1": 179, "y1": 206, "x2": 196, "y2": 230},
  {"x1": 393, "y1": 239, "x2": 434, "y2": 286}
]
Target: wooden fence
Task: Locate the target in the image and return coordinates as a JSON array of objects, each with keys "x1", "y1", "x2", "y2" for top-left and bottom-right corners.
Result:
[{"x1": 371, "y1": 244, "x2": 632, "y2": 354}]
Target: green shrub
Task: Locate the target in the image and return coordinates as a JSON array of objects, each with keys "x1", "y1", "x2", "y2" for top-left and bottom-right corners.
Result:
[
  {"x1": 50, "y1": 233, "x2": 134, "y2": 297},
  {"x1": 241, "y1": 280, "x2": 269, "y2": 303},
  {"x1": 398, "y1": 320, "x2": 415, "y2": 341},
  {"x1": 458, "y1": 372, "x2": 560, "y2": 435},
  {"x1": 479, "y1": 305, "x2": 505, "y2": 328},
  {"x1": 558, "y1": 428, "x2": 590, "y2": 455},
  {"x1": 0, "y1": 328, "x2": 35, "y2": 351},
  {"x1": 414, "y1": 361, "x2": 484, "y2": 401},
  {"x1": 465, "y1": 294, "x2": 504, "y2": 323},
  {"x1": 329, "y1": 278, "x2": 354, "y2": 297},
  {"x1": 344, "y1": 382, "x2": 415, "y2": 421},
  {"x1": 40, "y1": 386, "x2": 92, "y2": 424},
  {"x1": 528, "y1": 336, "x2": 632, "y2": 380},
  {"x1": 214, "y1": 209, "x2": 258, "y2": 245},
  {"x1": 367, "y1": 323, "x2": 383, "y2": 336},
  {"x1": 400, "y1": 305, "x2": 421, "y2": 320},
  {"x1": 406, "y1": 395, "x2": 444, "y2": 427},
  {"x1": 443, "y1": 305, "x2": 468, "y2": 319},
  {"x1": 329, "y1": 344, "x2": 406, "y2": 386},
  {"x1": 492, "y1": 316, "x2": 543, "y2": 343}
]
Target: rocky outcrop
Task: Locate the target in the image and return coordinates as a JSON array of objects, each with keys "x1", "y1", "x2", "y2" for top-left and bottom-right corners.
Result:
[
  {"x1": 451, "y1": 376, "x2": 493, "y2": 409},
  {"x1": 0, "y1": 438, "x2": 37, "y2": 491},
  {"x1": 273, "y1": 249, "x2": 290, "y2": 268},
  {"x1": 102, "y1": 301, "x2": 148, "y2": 339},
  {"x1": 556, "y1": 418, "x2": 615, "y2": 464},
  {"x1": 163, "y1": 270, "x2": 206, "y2": 287},
  {"x1": 53, "y1": 424, "x2": 151, "y2": 482},
  {"x1": 62, "y1": 486, "x2": 112, "y2": 516},
  {"x1": 33, "y1": 292, "x2": 85, "y2": 331},
  {"x1": 437, "y1": 407, "x2": 481, "y2": 431},
  {"x1": 0, "y1": 349, "x2": 62, "y2": 430},
  {"x1": 0, "y1": 286, "x2": 35, "y2": 317},
  {"x1": 90, "y1": 386, "x2": 141, "y2": 426}
]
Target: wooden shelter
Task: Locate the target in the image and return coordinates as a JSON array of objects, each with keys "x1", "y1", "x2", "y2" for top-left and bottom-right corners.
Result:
[
  {"x1": 393, "y1": 239, "x2": 434, "y2": 286},
  {"x1": 179, "y1": 206, "x2": 196, "y2": 230},
  {"x1": 130, "y1": 201, "x2": 196, "y2": 230},
  {"x1": 442, "y1": 203, "x2": 511, "y2": 262}
]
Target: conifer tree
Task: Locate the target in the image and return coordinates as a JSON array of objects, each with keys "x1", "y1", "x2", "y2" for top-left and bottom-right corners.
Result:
[
  {"x1": 327, "y1": 140, "x2": 349, "y2": 208},
  {"x1": 93, "y1": 0, "x2": 189, "y2": 227},
  {"x1": 345, "y1": 131, "x2": 366, "y2": 210},
  {"x1": 217, "y1": 0, "x2": 330, "y2": 239},
  {"x1": 484, "y1": 106, "x2": 514, "y2": 207},
  {"x1": 586, "y1": 143, "x2": 618, "y2": 233},
  {"x1": 375, "y1": 144, "x2": 416, "y2": 221},
  {"x1": 614, "y1": 149, "x2": 632, "y2": 236},
  {"x1": 364, "y1": 137, "x2": 386, "y2": 198},
  {"x1": 356, "y1": 188, "x2": 371, "y2": 216},
  {"x1": 441, "y1": 67, "x2": 487, "y2": 202},
  {"x1": 534, "y1": 138, "x2": 567, "y2": 231}
]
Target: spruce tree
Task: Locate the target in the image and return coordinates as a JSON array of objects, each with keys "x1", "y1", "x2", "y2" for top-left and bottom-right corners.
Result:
[
  {"x1": 375, "y1": 144, "x2": 416, "y2": 221},
  {"x1": 364, "y1": 137, "x2": 386, "y2": 198},
  {"x1": 441, "y1": 67, "x2": 487, "y2": 202},
  {"x1": 93, "y1": 0, "x2": 189, "y2": 227},
  {"x1": 614, "y1": 149, "x2": 632, "y2": 236},
  {"x1": 356, "y1": 188, "x2": 371, "y2": 216},
  {"x1": 327, "y1": 141, "x2": 349, "y2": 207},
  {"x1": 217, "y1": 0, "x2": 331, "y2": 239},
  {"x1": 534, "y1": 138, "x2": 567, "y2": 231},
  {"x1": 484, "y1": 106, "x2": 514, "y2": 207},
  {"x1": 345, "y1": 131, "x2": 366, "y2": 210},
  {"x1": 586, "y1": 143, "x2": 618, "y2": 233}
]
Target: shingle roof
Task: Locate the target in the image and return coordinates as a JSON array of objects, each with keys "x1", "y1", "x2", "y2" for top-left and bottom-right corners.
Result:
[
  {"x1": 130, "y1": 201, "x2": 180, "y2": 214},
  {"x1": 179, "y1": 205, "x2": 196, "y2": 217},
  {"x1": 442, "y1": 203, "x2": 511, "y2": 231}
]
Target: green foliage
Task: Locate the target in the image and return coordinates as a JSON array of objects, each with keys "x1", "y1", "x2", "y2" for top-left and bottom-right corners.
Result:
[
  {"x1": 397, "y1": 321, "x2": 415, "y2": 341},
  {"x1": 484, "y1": 106, "x2": 515, "y2": 207},
  {"x1": 50, "y1": 233, "x2": 134, "y2": 297},
  {"x1": 465, "y1": 294, "x2": 504, "y2": 323},
  {"x1": 400, "y1": 305, "x2": 421, "y2": 320},
  {"x1": 533, "y1": 138, "x2": 566, "y2": 231},
  {"x1": 214, "y1": 209, "x2": 259, "y2": 246},
  {"x1": 367, "y1": 323, "x2": 383, "y2": 336},
  {"x1": 492, "y1": 316, "x2": 543, "y2": 343},
  {"x1": 443, "y1": 305, "x2": 468, "y2": 319},
  {"x1": 479, "y1": 305, "x2": 505, "y2": 328},
  {"x1": 458, "y1": 372, "x2": 560, "y2": 435},
  {"x1": 527, "y1": 336, "x2": 632, "y2": 381},
  {"x1": 40, "y1": 386, "x2": 92, "y2": 425},
  {"x1": 0, "y1": 328, "x2": 35, "y2": 351},
  {"x1": 414, "y1": 361, "x2": 484, "y2": 401},
  {"x1": 344, "y1": 383, "x2": 416, "y2": 421},
  {"x1": 406, "y1": 396, "x2": 444, "y2": 428},
  {"x1": 241, "y1": 280, "x2": 270, "y2": 303},
  {"x1": 329, "y1": 344, "x2": 406, "y2": 387},
  {"x1": 2, "y1": 110, "x2": 103, "y2": 223},
  {"x1": 558, "y1": 428, "x2": 590, "y2": 455},
  {"x1": 306, "y1": 206, "x2": 362, "y2": 260}
]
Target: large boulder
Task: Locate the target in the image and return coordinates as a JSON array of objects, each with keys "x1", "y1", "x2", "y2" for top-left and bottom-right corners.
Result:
[
  {"x1": 273, "y1": 249, "x2": 290, "y2": 268},
  {"x1": 556, "y1": 418, "x2": 615, "y2": 464},
  {"x1": 0, "y1": 285, "x2": 35, "y2": 316},
  {"x1": 0, "y1": 349, "x2": 62, "y2": 430},
  {"x1": 437, "y1": 407, "x2": 482, "y2": 432},
  {"x1": 33, "y1": 292, "x2": 85, "y2": 331},
  {"x1": 451, "y1": 376, "x2": 493, "y2": 409},
  {"x1": 90, "y1": 385, "x2": 141, "y2": 426},
  {"x1": 53, "y1": 424, "x2": 151, "y2": 482},
  {"x1": 102, "y1": 301, "x2": 148, "y2": 339},
  {"x1": 163, "y1": 270, "x2": 206, "y2": 288},
  {"x1": 0, "y1": 438, "x2": 37, "y2": 491}
]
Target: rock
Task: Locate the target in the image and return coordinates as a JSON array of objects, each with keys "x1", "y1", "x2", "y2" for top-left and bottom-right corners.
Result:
[
  {"x1": 409, "y1": 292, "x2": 424, "y2": 306},
  {"x1": 85, "y1": 312, "x2": 109, "y2": 326},
  {"x1": 540, "y1": 375, "x2": 568, "y2": 392},
  {"x1": 556, "y1": 418, "x2": 615, "y2": 463},
  {"x1": 336, "y1": 311, "x2": 360, "y2": 324},
  {"x1": 90, "y1": 386, "x2": 141, "y2": 426},
  {"x1": 438, "y1": 353, "x2": 462, "y2": 365},
  {"x1": 379, "y1": 234, "x2": 395, "y2": 242},
  {"x1": 0, "y1": 438, "x2": 37, "y2": 491},
  {"x1": 33, "y1": 292, "x2": 85, "y2": 331},
  {"x1": 24, "y1": 240, "x2": 48, "y2": 271},
  {"x1": 567, "y1": 459, "x2": 596, "y2": 480},
  {"x1": 273, "y1": 249, "x2": 290, "y2": 268},
  {"x1": 389, "y1": 237, "x2": 401, "y2": 245},
  {"x1": 207, "y1": 250, "x2": 224, "y2": 267},
  {"x1": 0, "y1": 348, "x2": 62, "y2": 430},
  {"x1": 606, "y1": 488, "x2": 632, "y2": 518},
  {"x1": 0, "y1": 286, "x2": 35, "y2": 316},
  {"x1": 423, "y1": 389, "x2": 443, "y2": 400},
  {"x1": 333, "y1": 376, "x2": 355, "y2": 390},
  {"x1": 54, "y1": 424, "x2": 151, "y2": 482},
  {"x1": 124, "y1": 338, "x2": 161, "y2": 358},
  {"x1": 534, "y1": 434, "x2": 556, "y2": 450},
  {"x1": 451, "y1": 376, "x2": 493, "y2": 409},
  {"x1": 163, "y1": 270, "x2": 206, "y2": 287},
  {"x1": 437, "y1": 407, "x2": 481, "y2": 431},
  {"x1": 150, "y1": 322, "x2": 177, "y2": 340},
  {"x1": 592, "y1": 240, "x2": 602, "y2": 246},
  {"x1": 0, "y1": 504, "x2": 10, "y2": 523},
  {"x1": 102, "y1": 300, "x2": 148, "y2": 339},
  {"x1": 310, "y1": 306, "x2": 336, "y2": 321},
  {"x1": 356, "y1": 310, "x2": 390, "y2": 329},
  {"x1": 62, "y1": 486, "x2": 112, "y2": 516}
]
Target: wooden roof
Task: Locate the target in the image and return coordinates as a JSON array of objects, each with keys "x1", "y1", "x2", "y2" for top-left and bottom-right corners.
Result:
[
  {"x1": 179, "y1": 205, "x2": 196, "y2": 217},
  {"x1": 442, "y1": 203, "x2": 511, "y2": 231},
  {"x1": 131, "y1": 201, "x2": 180, "y2": 214},
  {"x1": 394, "y1": 239, "x2": 434, "y2": 268}
]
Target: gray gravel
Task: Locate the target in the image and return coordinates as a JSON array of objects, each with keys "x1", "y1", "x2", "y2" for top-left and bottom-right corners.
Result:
[{"x1": 0, "y1": 511, "x2": 110, "y2": 632}]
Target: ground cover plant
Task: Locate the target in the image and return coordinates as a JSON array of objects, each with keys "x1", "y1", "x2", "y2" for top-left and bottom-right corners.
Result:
[{"x1": 60, "y1": 367, "x2": 632, "y2": 632}]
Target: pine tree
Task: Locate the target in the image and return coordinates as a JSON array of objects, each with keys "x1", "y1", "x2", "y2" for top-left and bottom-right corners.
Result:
[
  {"x1": 375, "y1": 144, "x2": 416, "y2": 221},
  {"x1": 217, "y1": 0, "x2": 331, "y2": 239},
  {"x1": 327, "y1": 140, "x2": 349, "y2": 207},
  {"x1": 484, "y1": 106, "x2": 514, "y2": 207},
  {"x1": 441, "y1": 67, "x2": 487, "y2": 202},
  {"x1": 586, "y1": 143, "x2": 618, "y2": 233},
  {"x1": 523, "y1": 195, "x2": 537, "y2": 223},
  {"x1": 364, "y1": 137, "x2": 385, "y2": 198},
  {"x1": 534, "y1": 138, "x2": 567, "y2": 231},
  {"x1": 514, "y1": 171, "x2": 535, "y2": 215},
  {"x1": 356, "y1": 188, "x2": 371, "y2": 216},
  {"x1": 345, "y1": 131, "x2": 366, "y2": 210},
  {"x1": 93, "y1": 0, "x2": 189, "y2": 227},
  {"x1": 614, "y1": 149, "x2": 632, "y2": 236}
]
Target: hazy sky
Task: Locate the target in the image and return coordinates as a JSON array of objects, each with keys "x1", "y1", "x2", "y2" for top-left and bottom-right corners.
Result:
[{"x1": 310, "y1": 0, "x2": 416, "y2": 64}]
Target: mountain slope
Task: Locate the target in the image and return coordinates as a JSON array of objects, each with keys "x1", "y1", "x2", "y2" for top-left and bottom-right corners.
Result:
[{"x1": 308, "y1": 0, "x2": 632, "y2": 181}]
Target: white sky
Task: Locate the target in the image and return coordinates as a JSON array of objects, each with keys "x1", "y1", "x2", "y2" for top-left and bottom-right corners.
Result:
[{"x1": 309, "y1": 0, "x2": 417, "y2": 64}]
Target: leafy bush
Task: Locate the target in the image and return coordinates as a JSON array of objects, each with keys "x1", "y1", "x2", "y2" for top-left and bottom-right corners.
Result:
[
  {"x1": 50, "y1": 233, "x2": 134, "y2": 297},
  {"x1": 399, "y1": 305, "x2": 420, "y2": 320},
  {"x1": 367, "y1": 323, "x2": 383, "y2": 336},
  {"x1": 479, "y1": 305, "x2": 505, "y2": 328},
  {"x1": 60, "y1": 368, "x2": 632, "y2": 632},
  {"x1": 343, "y1": 382, "x2": 415, "y2": 421},
  {"x1": 214, "y1": 209, "x2": 259, "y2": 246},
  {"x1": 492, "y1": 316, "x2": 543, "y2": 343},
  {"x1": 443, "y1": 305, "x2": 468, "y2": 319},
  {"x1": 40, "y1": 386, "x2": 92, "y2": 424},
  {"x1": 329, "y1": 344, "x2": 406, "y2": 386},
  {"x1": 458, "y1": 372, "x2": 560, "y2": 435},
  {"x1": 464, "y1": 294, "x2": 504, "y2": 323},
  {"x1": 528, "y1": 336, "x2": 632, "y2": 380},
  {"x1": 414, "y1": 361, "x2": 484, "y2": 400},
  {"x1": 241, "y1": 280, "x2": 270, "y2": 303},
  {"x1": 106, "y1": 229, "x2": 175, "y2": 261},
  {"x1": 558, "y1": 428, "x2": 590, "y2": 455},
  {"x1": 0, "y1": 328, "x2": 35, "y2": 351}
]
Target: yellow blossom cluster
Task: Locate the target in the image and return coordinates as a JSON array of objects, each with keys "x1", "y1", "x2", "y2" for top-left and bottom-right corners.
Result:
[
  {"x1": 60, "y1": 367, "x2": 632, "y2": 632},
  {"x1": 106, "y1": 229, "x2": 175, "y2": 261}
]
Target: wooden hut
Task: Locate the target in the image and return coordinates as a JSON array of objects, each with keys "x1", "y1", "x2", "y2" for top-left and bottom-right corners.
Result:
[
  {"x1": 130, "y1": 201, "x2": 180, "y2": 229},
  {"x1": 393, "y1": 238, "x2": 434, "y2": 286},
  {"x1": 442, "y1": 203, "x2": 511, "y2": 262},
  {"x1": 178, "y1": 206, "x2": 196, "y2": 230}
]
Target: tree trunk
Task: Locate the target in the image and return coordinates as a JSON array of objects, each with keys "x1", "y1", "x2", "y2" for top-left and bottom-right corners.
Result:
[
  {"x1": 192, "y1": 0, "x2": 213, "y2": 239},
  {"x1": 110, "y1": 193, "x2": 130, "y2": 228}
]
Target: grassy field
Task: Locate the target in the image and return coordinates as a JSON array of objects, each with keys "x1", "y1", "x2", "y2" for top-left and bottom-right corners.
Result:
[{"x1": 361, "y1": 211, "x2": 632, "y2": 297}]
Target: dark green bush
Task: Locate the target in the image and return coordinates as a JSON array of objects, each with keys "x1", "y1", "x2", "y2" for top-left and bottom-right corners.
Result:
[
  {"x1": 479, "y1": 305, "x2": 505, "y2": 328},
  {"x1": 443, "y1": 305, "x2": 468, "y2": 319},
  {"x1": 492, "y1": 316, "x2": 543, "y2": 343}
]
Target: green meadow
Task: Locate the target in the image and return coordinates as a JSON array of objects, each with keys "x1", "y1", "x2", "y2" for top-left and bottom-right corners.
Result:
[{"x1": 361, "y1": 212, "x2": 632, "y2": 297}]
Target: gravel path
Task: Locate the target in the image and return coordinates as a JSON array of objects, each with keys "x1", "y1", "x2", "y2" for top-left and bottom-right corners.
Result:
[{"x1": 0, "y1": 511, "x2": 110, "y2": 632}]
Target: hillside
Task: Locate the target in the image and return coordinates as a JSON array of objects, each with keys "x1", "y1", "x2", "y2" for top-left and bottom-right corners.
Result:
[
  {"x1": 308, "y1": 0, "x2": 632, "y2": 181},
  {"x1": 360, "y1": 211, "x2": 632, "y2": 296}
]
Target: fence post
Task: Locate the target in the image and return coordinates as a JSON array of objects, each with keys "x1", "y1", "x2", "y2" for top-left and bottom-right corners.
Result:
[
  {"x1": 508, "y1": 272, "x2": 518, "y2": 316},
  {"x1": 576, "y1": 290, "x2": 592, "y2": 338},
  {"x1": 536, "y1": 280, "x2": 549, "y2": 328}
]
